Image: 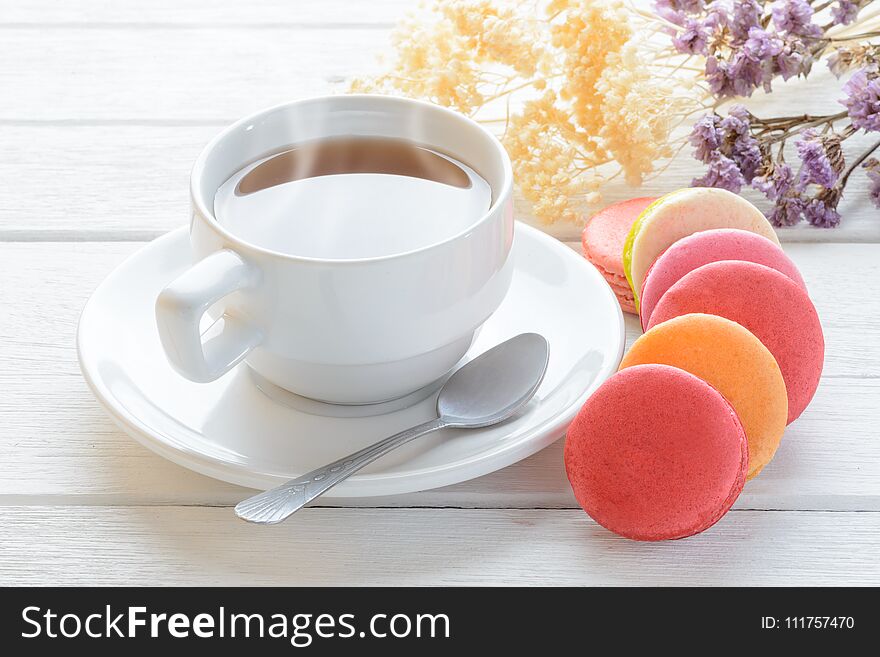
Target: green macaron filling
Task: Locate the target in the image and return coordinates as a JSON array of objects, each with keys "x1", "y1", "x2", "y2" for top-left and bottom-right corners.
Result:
[{"x1": 622, "y1": 193, "x2": 678, "y2": 312}]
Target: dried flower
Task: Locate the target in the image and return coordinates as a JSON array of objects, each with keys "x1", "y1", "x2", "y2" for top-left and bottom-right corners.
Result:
[
  {"x1": 653, "y1": 0, "x2": 705, "y2": 25},
  {"x1": 831, "y1": 1, "x2": 859, "y2": 26},
  {"x1": 664, "y1": 0, "x2": 830, "y2": 99},
  {"x1": 673, "y1": 16, "x2": 711, "y2": 55},
  {"x1": 674, "y1": 0, "x2": 880, "y2": 227},
  {"x1": 776, "y1": 38, "x2": 810, "y2": 80},
  {"x1": 753, "y1": 162, "x2": 795, "y2": 200},
  {"x1": 828, "y1": 45, "x2": 880, "y2": 77},
  {"x1": 769, "y1": 194, "x2": 806, "y2": 226},
  {"x1": 689, "y1": 113, "x2": 723, "y2": 162},
  {"x1": 720, "y1": 104, "x2": 752, "y2": 138},
  {"x1": 693, "y1": 153, "x2": 746, "y2": 192},
  {"x1": 770, "y1": 0, "x2": 821, "y2": 39},
  {"x1": 357, "y1": 0, "x2": 880, "y2": 226},
  {"x1": 796, "y1": 129, "x2": 842, "y2": 188},
  {"x1": 354, "y1": 0, "x2": 705, "y2": 223},
  {"x1": 731, "y1": 0, "x2": 763, "y2": 42},
  {"x1": 745, "y1": 27, "x2": 784, "y2": 61},
  {"x1": 804, "y1": 188, "x2": 842, "y2": 228},
  {"x1": 841, "y1": 67, "x2": 880, "y2": 132},
  {"x1": 864, "y1": 158, "x2": 880, "y2": 208},
  {"x1": 655, "y1": 0, "x2": 705, "y2": 14}
]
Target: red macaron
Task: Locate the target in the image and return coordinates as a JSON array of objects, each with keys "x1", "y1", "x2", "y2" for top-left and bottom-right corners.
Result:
[
  {"x1": 564, "y1": 364, "x2": 748, "y2": 541},
  {"x1": 647, "y1": 260, "x2": 824, "y2": 424}
]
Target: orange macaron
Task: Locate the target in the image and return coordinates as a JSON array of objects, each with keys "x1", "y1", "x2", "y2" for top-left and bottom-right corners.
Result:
[
  {"x1": 647, "y1": 260, "x2": 824, "y2": 424},
  {"x1": 620, "y1": 313, "x2": 788, "y2": 479}
]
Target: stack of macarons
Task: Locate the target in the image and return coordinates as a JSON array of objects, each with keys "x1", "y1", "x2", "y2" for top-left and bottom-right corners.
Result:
[{"x1": 569, "y1": 188, "x2": 824, "y2": 541}]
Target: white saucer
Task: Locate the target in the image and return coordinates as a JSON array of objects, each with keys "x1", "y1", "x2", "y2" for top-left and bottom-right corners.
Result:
[{"x1": 77, "y1": 222, "x2": 625, "y2": 495}]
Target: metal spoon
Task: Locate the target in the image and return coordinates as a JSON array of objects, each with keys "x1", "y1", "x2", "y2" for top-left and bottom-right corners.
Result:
[{"x1": 235, "y1": 333, "x2": 550, "y2": 524}]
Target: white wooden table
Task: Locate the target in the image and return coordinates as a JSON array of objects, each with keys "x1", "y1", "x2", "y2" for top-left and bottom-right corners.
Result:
[{"x1": 1, "y1": 1, "x2": 879, "y2": 586}]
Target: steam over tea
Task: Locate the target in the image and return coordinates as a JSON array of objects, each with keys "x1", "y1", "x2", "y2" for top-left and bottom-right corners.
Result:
[{"x1": 213, "y1": 137, "x2": 492, "y2": 259}]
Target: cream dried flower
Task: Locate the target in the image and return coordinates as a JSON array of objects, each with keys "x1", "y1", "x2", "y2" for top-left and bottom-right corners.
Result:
[{"x1": 352, "y1": 0, "x2": 706, "y2": 224}]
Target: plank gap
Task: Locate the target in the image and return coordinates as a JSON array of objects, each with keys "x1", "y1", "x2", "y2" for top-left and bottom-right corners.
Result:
[{"x1": 0, "y1": 502, "x2": 880, "y2": 522}]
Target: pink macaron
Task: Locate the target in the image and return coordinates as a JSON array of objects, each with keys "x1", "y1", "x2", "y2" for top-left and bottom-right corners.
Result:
[
  {"x1": 639, "y1": 229, "x2": 806, "y2": 330},
  {"x1": 582, "y1": 197, "x2": 657, "y2": 314},
  {"x1": 648, "y1": 260, "x2": 824, "y2": 424},
  {"x1": 565, "y1": 364, "x2": 748, "y2": 541}
]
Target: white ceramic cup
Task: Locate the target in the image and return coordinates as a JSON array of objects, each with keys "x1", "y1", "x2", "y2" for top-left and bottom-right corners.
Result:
[{"x1": 155, "y1": 95, "x2": 515, "y2": 404}]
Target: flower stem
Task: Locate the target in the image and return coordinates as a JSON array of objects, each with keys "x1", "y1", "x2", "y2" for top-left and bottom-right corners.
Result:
[
  {"x1": 829, "y1": 30, "x2": 880, "y2": 42},
  {"x1": 764, "y1": 111, "x2": 850, "y2": 144},
  {"x1": 839, "y1": 137, "x2": 880, "y2": 188}
]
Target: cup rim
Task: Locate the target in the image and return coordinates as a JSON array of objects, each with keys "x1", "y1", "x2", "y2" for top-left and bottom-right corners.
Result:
[{"x1": 190, "y1": 94, "x2": 513, "y2": 265}]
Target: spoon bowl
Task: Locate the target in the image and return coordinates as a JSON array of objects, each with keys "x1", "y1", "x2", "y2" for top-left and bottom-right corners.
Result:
[{"x1": 438, "y1": 333, "x2": 549, "y2": 427}]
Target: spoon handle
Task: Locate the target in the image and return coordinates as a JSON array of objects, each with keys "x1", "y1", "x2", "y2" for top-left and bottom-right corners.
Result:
[{"x1": 235, "y1": 417, "x2": 447, "y2": 524}]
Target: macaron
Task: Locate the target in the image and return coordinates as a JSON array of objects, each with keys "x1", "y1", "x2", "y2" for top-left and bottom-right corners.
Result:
[
  {"x1": 621, "y1": 314, "x2": 788, "y2": 479},
  {"x1": 639, "y1": 229, "x2": 807, "y2": 330},
  {"x1": 648, "y1": 261, "x2": 824, "y2": 424},
  {"x1": 582, "y1": 197, "x2": 657, "y2": 314},
  {"x1": 623, "y1": 188, "x2": 779, "y2": 310},
  {"x1": 564, "y1": 364, "x2": 748, "y2": 541}
]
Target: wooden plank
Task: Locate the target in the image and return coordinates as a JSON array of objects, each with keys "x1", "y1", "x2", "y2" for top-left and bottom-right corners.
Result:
[
  {"x1": 0, "y1": 0, "x2": 409, "y2": 25},
  {"x1": 1, "y1": 125, "x2": 878, "y2": 241},
  {"x1": 1, "y1": 3, "x2": 876, "y2": 243},
  {"x1": 0, "y1": 126, "x2": 216, "y2": 240},
  {"x1": 1, "y1": 507, "x2": 877, "y2": 585},
  {"x1": 3, "y1": 371, "x2": 876, "y2": 510},
  {"x1": 0, "y1": 28, "x2": 389, "y2": 123},
  {"x1": 0, "y1": 242, "x2": 878, "y2": 509}
]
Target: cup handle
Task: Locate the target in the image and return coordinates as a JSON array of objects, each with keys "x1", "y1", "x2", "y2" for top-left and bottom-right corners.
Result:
[{"x1": 156, "y1": 249, "x2": 263, "y2": 382}]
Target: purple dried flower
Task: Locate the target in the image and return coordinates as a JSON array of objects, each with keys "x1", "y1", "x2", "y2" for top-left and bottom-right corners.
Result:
[
  {"x1": 768, "y1": 194, "x2": 806, "y2": 226},
  {"x1": 776, "y1": 51, "x2": 804, "y2": 80},
  {"x1": 719, "y1": 104, "x2": 751, "y2": 139},
  {"x1": 804, "y1": 193, "x2": 842, "y2": 228},
  {"x1": 655, "y1": 0, "x2": 706, "y2": 13},
  {"x1": 832, "y1": 1, "x2": 859, "y2": 26},
  {"x1": 753, "y1": 162, "x2": 795, "y2": 200},
  {"x1": 731, "y1": 0, "x2": 762, "y2": 42},
  {"x1": 744, "y1": 27, "x2": 784, "y2": 61},
  {"x1": 795, "y1": 129, "x2": 840, "y2": 188},
  {"x1": 771, "y1": 0, "x2": 822, "y2": 39},
  {"x1": 673, "y1": 16, "x2": 711, "y2": 55},
  {"x1": 679, "y1": 0, "x2": 705, "y2": 11},
  {"x1": 692, "y1": 153, "x2": 746, "y2": 192},
  {"x1": 719, "y1": 105, "x2": 763, "y2": 182},
  {"x1": 730, "y1": 49, "x2": 767, "y2": 96},
  {"x1": 776, "y1": 39, "x2": 811, "y2": 80},
  {"x1": 689, "y1": 113, "x2": 723, "y2": 162},
  {"x1": 705, "y1": 56, "x2": 734, "y2": 97},
  {"x1": 731, "y1": 137, "x2": 763, "y2": 182},
  {"x1": 841, "y1": 68, "x2": 880, "y2": 132},
  {"x1": 705, "y1": 36, "x2": 782, "y2": 98},
  {"x1": 707, "y1": 48, "x2": 766, "y2": 98},
  {"x1": 864, "y1": 158, "x2": 880, "y2": 208},
  {"x1": 653, "y1": 0, "x2": 704, "y2": 25}
]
